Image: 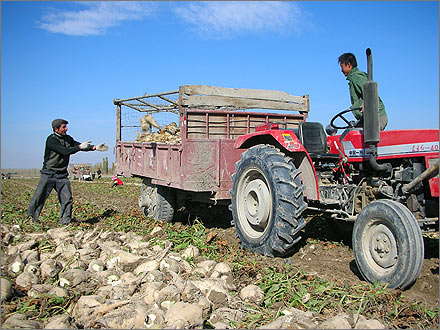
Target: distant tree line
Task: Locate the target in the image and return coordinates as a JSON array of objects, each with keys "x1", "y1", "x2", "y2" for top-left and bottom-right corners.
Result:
[
  {"x1": 3, "y1": 158, "x2": 115, "y2": 178},
  {"x1": 92, "y1": 157, "x2": 115, "y2": 175}
]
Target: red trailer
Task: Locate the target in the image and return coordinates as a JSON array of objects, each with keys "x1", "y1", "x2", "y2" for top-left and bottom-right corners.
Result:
[{"x1": 114, "y1": 85, "x2": 310, "y2": 215}]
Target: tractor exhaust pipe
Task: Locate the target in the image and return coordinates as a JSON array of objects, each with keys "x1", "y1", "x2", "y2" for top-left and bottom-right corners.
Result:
[
  {"x1": 363, "y1": 48, "x2": 392, "y2": 172},
  {"x1": 367, "y1": 48, "x2": 373, "y2": 81},
  {"x1": 363, "y1": 48, "x2": 379, "y2": 145}
]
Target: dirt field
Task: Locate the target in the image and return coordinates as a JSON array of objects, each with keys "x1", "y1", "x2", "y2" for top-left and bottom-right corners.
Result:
[
  {"x1": 1, "y1": 177, "x2": 438, "y2": 328},
  {"x1": 208, "y1": 221, "x2": 439, "y2": 305}
]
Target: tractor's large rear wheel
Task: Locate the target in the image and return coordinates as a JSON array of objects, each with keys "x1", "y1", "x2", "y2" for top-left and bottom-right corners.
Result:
[
  {"x1": 352, "y1": 199, "x2": 424, "y2": 289},
  {"x1": 139, "y1": 179, "x2": 175, "y2": 222},
  {"x1": 230, "y1": 145, "x2": 307, "y2": 257}
]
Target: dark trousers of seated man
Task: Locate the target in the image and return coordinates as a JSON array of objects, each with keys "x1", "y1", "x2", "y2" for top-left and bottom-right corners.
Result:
[{"x1": 27, "y1": 169, "x2": 73, "y2": 224}]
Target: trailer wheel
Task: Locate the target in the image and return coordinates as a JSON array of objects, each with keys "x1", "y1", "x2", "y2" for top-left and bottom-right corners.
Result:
[
  {"x1": 230, "y1": 145, "x2": 307, "y2": 257},
  {"x1": 139, "y1": 179, "x2": 175, "y2": 222},
  {"x1": 352, "y1": 200, "x2": 424, "y2": 289}
]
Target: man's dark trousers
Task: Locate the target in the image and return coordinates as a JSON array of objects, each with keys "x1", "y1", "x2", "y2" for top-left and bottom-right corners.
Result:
[{"x1": 27, "y1": 169, "x2": 73, "y2": 224}]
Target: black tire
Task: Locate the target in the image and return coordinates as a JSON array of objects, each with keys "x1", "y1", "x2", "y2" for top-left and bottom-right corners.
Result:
[
  {"x1": 139, "y1": 179, "x2": 175, "y2": 222},
  {"x1": 352, "y1": 199, "x2": 424, "y2": 289},
  {"x1": 230, "y1": 145, "x2": 307, "y2": 257}
]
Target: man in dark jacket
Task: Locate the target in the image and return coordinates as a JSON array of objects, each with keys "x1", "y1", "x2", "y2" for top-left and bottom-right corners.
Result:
[
  {"x1": 27, "y1": 119, "x2": 107, "y2": 224},
  {"x1": 338, "y1": 52, "x2": 388, "y2": 130}
]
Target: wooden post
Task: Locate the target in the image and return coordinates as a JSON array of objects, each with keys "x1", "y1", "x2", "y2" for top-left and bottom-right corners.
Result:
[{"x1": 116, "y1": 104, "x2": 121, "y2": 142}]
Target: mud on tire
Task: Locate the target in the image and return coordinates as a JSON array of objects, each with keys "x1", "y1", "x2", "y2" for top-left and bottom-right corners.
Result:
[
  {"x1": 230, "y1": 144, "x2": 307, "y2": 257},
  {"x1": 139, "y1": 179, "x2": 175, "y2": 222}
]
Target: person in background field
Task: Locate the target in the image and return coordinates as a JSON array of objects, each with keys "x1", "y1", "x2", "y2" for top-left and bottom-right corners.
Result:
[
  {"x1": 338, "y1": 52, "x2": 388, "y2": 130},
  {"x1": 112, "y1": 176, "x2": 123, "y2": 188},
  {"x1": 27, "y1": 119, "x2": 108, "y2": 225},
  {"x1": 97, "y1": 168, "x2": 102, "y2": 179}
]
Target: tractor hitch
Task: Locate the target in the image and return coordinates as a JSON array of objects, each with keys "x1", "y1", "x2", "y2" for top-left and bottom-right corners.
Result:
[{"x1": 402, "y1": 160, "x2": 440, "y2": 194}]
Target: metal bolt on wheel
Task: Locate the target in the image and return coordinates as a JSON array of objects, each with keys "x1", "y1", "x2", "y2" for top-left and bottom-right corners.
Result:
[{"x1": 368, "y1": 223, "x2": 398, "y2": 269}]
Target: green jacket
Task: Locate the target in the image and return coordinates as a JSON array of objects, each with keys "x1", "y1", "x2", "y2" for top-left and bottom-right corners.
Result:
[{"x1": 346, "y1": 67, "x2": 386, "y2": 119}]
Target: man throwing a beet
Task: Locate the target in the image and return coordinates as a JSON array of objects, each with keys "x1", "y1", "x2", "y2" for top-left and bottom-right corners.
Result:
[{"x1": 27, "y1": 119, "x2": 108, "y2": 225}]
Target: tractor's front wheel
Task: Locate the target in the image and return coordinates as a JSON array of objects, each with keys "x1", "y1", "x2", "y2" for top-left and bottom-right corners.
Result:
[
  {"x1": 230, "y1": 145, "x2": 307, "y2": 257},
  {"x1": 139, "y1": 179, "x2": 175, "y2": 222},
  {"x1": 352, "y1": 200, "x2": 424, "y2": 289}
]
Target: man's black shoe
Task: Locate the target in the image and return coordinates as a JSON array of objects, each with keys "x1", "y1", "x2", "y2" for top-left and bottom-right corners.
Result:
[{"x1": 60, "y1": 217, "x2": 76, "y2": 225}]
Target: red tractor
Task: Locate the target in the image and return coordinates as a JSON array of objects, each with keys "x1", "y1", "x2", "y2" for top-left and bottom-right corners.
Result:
[
  {"x1": 115, "y1": 49, "x2": 438, "y2": 290},
  {"x1": 231, "y1": 49, "x2": 439, "y2": 289}
]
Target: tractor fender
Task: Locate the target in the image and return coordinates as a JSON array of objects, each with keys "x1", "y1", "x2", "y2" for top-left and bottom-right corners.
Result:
[{"x1": 235, "y1": 130, "x2": 319, "y2": 201}]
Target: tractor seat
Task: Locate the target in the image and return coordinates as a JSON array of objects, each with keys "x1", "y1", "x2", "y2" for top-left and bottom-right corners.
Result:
[{"x1": 296, "y1": 122, "x2": 339, "y2": 160}]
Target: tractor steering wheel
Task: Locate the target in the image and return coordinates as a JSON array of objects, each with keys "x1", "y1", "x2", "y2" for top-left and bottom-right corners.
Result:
[{"x1": 330, "y1": 107, "x2": 362, "y2": 130}]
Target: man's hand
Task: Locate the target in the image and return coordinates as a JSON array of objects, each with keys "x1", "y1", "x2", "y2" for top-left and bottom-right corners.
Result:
[
  {"x1": 79, "y1": 141, "x2": 92, "y2": 150},
  {"x1": 95, "y1": 143, "x2": 108, "y2": 152}
]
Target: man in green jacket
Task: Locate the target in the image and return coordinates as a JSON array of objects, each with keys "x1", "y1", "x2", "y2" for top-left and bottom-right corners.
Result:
[{"x1": 338, "y1": 52, "x2": 388, "y2": 130}]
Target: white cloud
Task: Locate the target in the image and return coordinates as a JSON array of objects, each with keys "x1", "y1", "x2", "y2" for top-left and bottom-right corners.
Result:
[
  {"x1": 174, "y1": 1, "x2": 304, "y2": 38},
  {"x1": 38, "y1": 1, "x2": 156, "y2": 36}
]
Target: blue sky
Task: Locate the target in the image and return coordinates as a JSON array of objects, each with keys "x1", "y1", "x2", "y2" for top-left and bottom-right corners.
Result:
[{"x1": 2, "y1": 1, "x2": 438, "y2": 169}]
